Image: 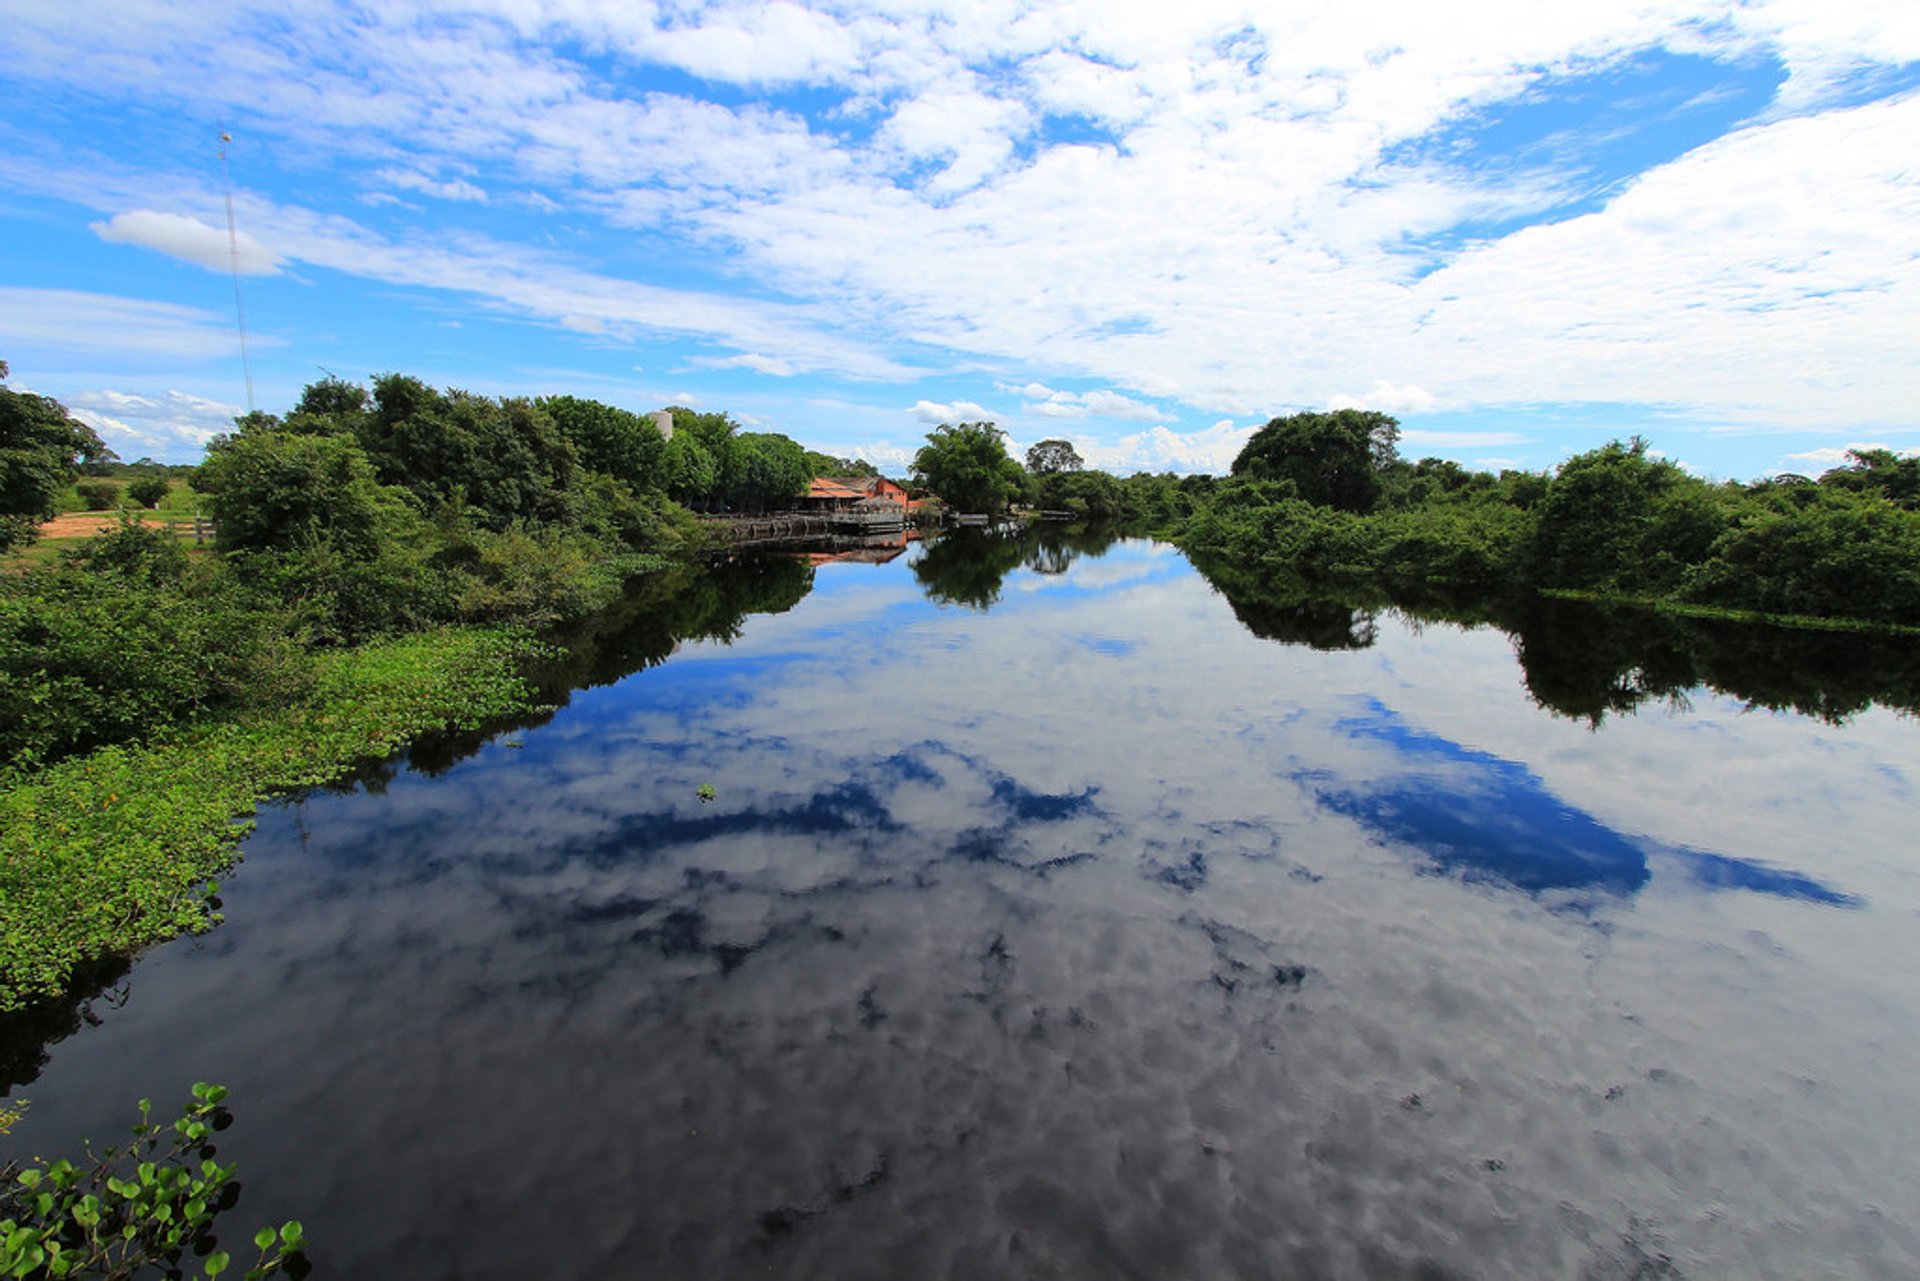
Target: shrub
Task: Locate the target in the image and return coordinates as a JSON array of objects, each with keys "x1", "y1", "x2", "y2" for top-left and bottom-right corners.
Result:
[
  {"x1": 74, "y1": 479, "x2": 119, "y2": 511},
  {"x1": 126, "y1": 475, "x2": 171, "y2": 508}
]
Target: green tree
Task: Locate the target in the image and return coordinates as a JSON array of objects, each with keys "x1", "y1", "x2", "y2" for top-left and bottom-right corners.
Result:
[
  {"x1": 1, "y1": 363, "x2": 116, "y2": 550},
  {"x1": 353, "y1": 375, "x2": 579, "y2": 529},
  {"x1": 194, "y1": 428, "x2": 413, "y2": 558},
  {"x1": 540, "y1": 395, "x2": 667, "y2": 493},
  {"x1": 913, "y1": 422, "x2": 1025, "y2": 514},
  {"x1": 1026, "y1": 438, "x2": 1084, "y2": 475},
  {"x1": 1819, "y1": 448, "x2": 1920, "y2": 510},
  {"x1": 1530, "y1": 439, "x2": 1724, "y2": 593},
  {"x1": 802, "y1": 450, "x2": 878, "y2": 479},
  {"x1": 723, "y1": 432, "x2": 810, "y2": 513},
  {"x1": 126, "y1": 475, "x2": 171, "y2": 509},
  {"x1": 661, "y1": 431, "x2": 719, "y2": 508},
  {"x1": 1231, "y1": 409, "x2": 1400, "y2": 513}
]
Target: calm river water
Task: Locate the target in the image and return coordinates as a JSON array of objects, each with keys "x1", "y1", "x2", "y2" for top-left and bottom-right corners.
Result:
[{"x1": 6, "y1": 531, "x2": 1919, "y2": 1279}]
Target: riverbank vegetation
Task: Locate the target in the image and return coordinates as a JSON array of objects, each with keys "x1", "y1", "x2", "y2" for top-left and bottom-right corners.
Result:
[
  {"x1": 0, "y1": 366, "x2": 839, "y2": 1009},
  {"x1": 924, "y1": 408, "x2": 1919, "y2": 632},
  {"x1": 6, "y1": 358, "x2": 1917, "y2": 1010},
  {"x1": 1171, "y1": 411, "x2": 1920, "y2": 629}
]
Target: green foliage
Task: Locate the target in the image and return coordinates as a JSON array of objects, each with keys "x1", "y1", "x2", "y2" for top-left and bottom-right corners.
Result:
[
  {"x1": 0, "y1": 1084, "x2": 307, "y2": 1280},
  {"x1": 660, "y1": 432, "x2": 719, "y2": 508},
  {"x1": 1026, "y1": 439, "x2": 1083, "y2": 476},
  {"x1": 1035, "y1": 469, "x2": 1123, "y2": 520},
  {"x1": 1682, "y1": 487, "x2": 1920, "y2": 625},
  {"x1": 124, "y1": 476, "x2": 170, "y2": 510},
  {"x1": 721, "y1": 433, "x2": 809, "y2": 513},
  {"x1": 801, "y1": 451, "x2": 877, "y2": 479},
  {"x1": 913, "y1": 422, "x2": 1025, "y2": 514},
  {"x1": 353, "y1": 376, "x2": 578, "y2": 530},
  {"x1": 1232, "y1": 410, "x2": 1401, "y2": 513},
  {"x1": 540, "y1": 395, "x2": 666, "y2": 494},
  {"x1": 1529, "y1": 439, "x2": 1718, "y2": 593},
  {"x1": 1819, "y1": 448, "x2": 1920, "y2": 509},
  {"x1": 73, "y1": 481, "x2": 120, "y2": 513},
  {"x1": 0, "y1": 628, "x2": 542, "y2": 1007},
  {"x1": 0, "y1": 546, "x2": 302, "y2": 772},
  {"x1": 195, "y1": 429, "x2": 417, "y2": 559},
  {"x1": 1, "y1": 373, "x2": 115, "y2": 551}
]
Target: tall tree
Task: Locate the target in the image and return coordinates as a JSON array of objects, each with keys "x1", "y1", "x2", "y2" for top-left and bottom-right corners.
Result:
[
  {"x1": 1231, "y1": 409, "x2": 1400, "y2": 513},
  {"x1": 540, "y1": 395, "x2": 667, "y2": 493},
  {"x1": 913, "y1": 422, "x2": 1025, "y2": 514},
  {"x1": 723, "y1": 433, "x2": 810, "y2": 513},
  {"x1": 1026, "y1": 439, "x2": 1084, "y2": 475},
  {"x1": 1, "y1": 361, "x2": 116, "y2": 551}
]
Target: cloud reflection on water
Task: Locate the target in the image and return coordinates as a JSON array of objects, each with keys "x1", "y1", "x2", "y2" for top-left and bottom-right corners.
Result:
[
  {"x1": 1313, "y1": 700, "x2": 1859, "y2": 906},
  {"x1": 5, "y1": 536, "x2": 1918, "y2": 1279}
]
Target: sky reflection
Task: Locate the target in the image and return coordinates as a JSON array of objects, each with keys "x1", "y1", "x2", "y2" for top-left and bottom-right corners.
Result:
[
  {"x1": 4, "y1": 535, "x2": 1917, "y2": 1279},
  {"x1": 1314, "y1": 700, "x2": 1859, "y2": 906}
]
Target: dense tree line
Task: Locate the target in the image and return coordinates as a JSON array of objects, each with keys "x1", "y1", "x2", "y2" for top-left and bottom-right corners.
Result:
[
  {"x1": 3, "y1": 369, "x2": 827, "y2": 773},
  {"x1": 901, "y1": 407, "x2": 1920, "y2": 629},
  {"x1": 1170, "y1": 411, "x2": 1920, "y2": 627}
]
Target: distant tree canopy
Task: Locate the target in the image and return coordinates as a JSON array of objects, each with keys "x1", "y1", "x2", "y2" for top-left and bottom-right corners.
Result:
[
  {"x1": 803, "y1": 450, "x2": 879, "y2": 479},
  {"x1": 1026, "y1": 439, "x2": 1084, "y2": 476},
  {"x1": 913, "y1": 422, "x2": 1026, "y2": 514},
  {"x1": 1232, "y1": 409, "x2": 1401, "y2": 513},
  {"x1": 540, "y1": 395, "x2": 667, "y2": 494},
  {"x1": 1, "y1": 359, "x2": 116, "y2": 550},
  {"x1": 723, "y1": 432, "x2": 810, "y2": 513}
]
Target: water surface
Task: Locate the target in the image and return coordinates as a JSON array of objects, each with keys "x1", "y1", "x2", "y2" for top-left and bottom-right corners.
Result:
[{"x1": 6, "y1": 532, "x2": 1918, "y2": 1279}]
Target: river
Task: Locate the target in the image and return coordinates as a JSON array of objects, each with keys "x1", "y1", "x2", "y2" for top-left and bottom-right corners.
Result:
[{"x1": 5, "y1": 529, "x2": 1917, "y2": 1279}]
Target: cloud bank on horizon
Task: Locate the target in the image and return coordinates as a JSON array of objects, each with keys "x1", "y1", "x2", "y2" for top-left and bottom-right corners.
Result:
[{"x1": 1, "y1": 0, "x2": 1916, "y2": 476}]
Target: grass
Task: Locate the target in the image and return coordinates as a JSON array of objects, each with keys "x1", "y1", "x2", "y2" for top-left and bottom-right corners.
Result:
[
  {"x1": 0, "y1": 627, "x2": 546, "y2": 1011},
  {"x1": 1538, "y1": 588, "x2": 1920, "y2": 636}
]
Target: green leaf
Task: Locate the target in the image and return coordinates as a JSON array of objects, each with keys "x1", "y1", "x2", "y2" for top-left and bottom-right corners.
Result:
[
  {"x1": 204, "y1": 1250, "x2": 231, "y2": 1276},
  {"x1": 253, "y1": 1227, "x2": 275, "y2": 1251},
  {"x1": 278, "y1": 1220, "x2": 305, "y2": 1249}
]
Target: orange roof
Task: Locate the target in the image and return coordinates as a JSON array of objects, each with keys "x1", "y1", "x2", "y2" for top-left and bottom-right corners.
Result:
[{"x1": 806, "y1": 478, "x2": 869, "y2": 501}]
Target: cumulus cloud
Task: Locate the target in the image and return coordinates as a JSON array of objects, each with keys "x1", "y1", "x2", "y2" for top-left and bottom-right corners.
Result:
[
  {"x1": 7, "y1": 0, "x2": 1920, "y2": 466},
  {"x1": 1782, "y1": 442, "x2": 1919, "y2": 468},
  {"x1": 91, "y1": 210, "x2": 280, "y2": 275},
  {"x1": 1401, "y1": 430, "x2": 1528, "y2": 449},
  {"x1": 910, "y1": 399, "x2": 995, "y2": 424},
  {"x1": 63, "y1": 388, "x2": 242, "y2": 460},
  {"x1": 1080, "y1": 420, "x2": 1261, "y2": 475},
  {"x1": 1018, "y1": 383, "x2": 1168, "y2": 422},
  {"x1": 1330, "y1": 383, "x2": 1439, "y2": 414}
]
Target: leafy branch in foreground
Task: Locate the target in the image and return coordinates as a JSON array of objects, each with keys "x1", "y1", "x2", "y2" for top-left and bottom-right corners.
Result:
[{"x1": 1, "y1": 1082, "x2": 307, "y2": 1279}]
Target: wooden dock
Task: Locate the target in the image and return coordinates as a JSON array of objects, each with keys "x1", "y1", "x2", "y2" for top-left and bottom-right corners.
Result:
[{"x1": 703, "y1": 508, "x2": 910, "y2": 550}]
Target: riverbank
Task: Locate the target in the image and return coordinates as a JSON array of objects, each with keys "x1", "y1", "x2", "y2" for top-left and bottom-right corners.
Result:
[{"x1": 0, "y1": 627, "x2": 545, "y2": 1011}]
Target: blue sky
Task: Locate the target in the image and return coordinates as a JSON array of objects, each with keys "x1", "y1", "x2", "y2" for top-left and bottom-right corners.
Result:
[{"x1": 2, "y1": 1, "x2": 1916, "y2": 478}]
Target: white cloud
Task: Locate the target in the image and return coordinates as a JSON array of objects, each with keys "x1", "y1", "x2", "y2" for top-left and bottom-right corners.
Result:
[
  {"x1": 91, "y1": 210, "x2": 280, "y2": 275},
  {"x1": 0, "y1": 287, "x2": 258, "y2": 359},
  {"x1": 697, "y1": 353, "x2": 799, "y2": 376},
  {"x1": 1331, "y1": 382, "x2": 1439, "y2": 414},
  {"x1": 1017, "y1": 383, "x2": 1168, "y2": 422},
  {"x1": 373, "y1": 168, "x2": 489, "y2": 203},
  {"x1": 63, "y1": 388, "x2": 242, "y2": 460},
  {"x1": 1401, "y1": 430, "x2": 1528, "y2": 449},
  {"x1": 1782, "y1": 442, "x2": 1920, "y2": 468},
  {"x1": 1079, "y1": 420, "x2": 1260, "y2": 475},
  {"x1": 7, "y1": 0, "x2": 1920, "y2": 463},
  {"x1": 910, "y1": 399, "x2": 995, "y2": 424}
]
